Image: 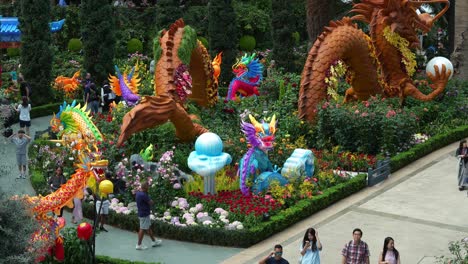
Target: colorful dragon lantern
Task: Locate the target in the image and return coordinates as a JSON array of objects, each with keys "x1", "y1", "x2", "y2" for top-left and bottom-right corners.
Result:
[
  {"x1": 299, "y1": 0, "x2": 451, "y2": 122},
  {"x1": 117, "y1": 19, "x2": 218, "y2": 146},
  {"x1": 20, "y1": 133, "x2": 107, "y2": 262},
  {"x1": 239, "y1": 114, "x2": 288, "y2": 196},
  {"x1": 225, "y1": 53, "x2": 264, "y2": 101},
  {"x1": 109, "y1": 64, "x2": 141, "y2": 106},
  {"x1": 54, "y1": 71, "x2": 81, "y2": 98},
  {"x1": 50, "y1": 100, "x2": 104, "y2": 142}
]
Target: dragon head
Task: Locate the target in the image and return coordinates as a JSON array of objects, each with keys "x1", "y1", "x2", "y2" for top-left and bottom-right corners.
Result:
[
  {"x1": 242, "y1": 114, "x2": 277, "y2": 151},
  {"x1": 352, "y1": 0, "x2": 449, "y2": 49},
  {"x1": 232, "y1": 53, "x2": 264, "y2": 80}
]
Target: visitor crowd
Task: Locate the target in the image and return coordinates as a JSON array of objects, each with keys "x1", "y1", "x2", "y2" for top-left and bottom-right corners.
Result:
[{"x1": 259, "y1": 228, "x2": 400, "y2": 264}]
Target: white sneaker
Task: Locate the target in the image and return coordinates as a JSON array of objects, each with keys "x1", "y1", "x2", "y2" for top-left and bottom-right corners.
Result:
[
  {"x1": 135, "y1": 244, "x2": 148, "y2": 250},
  {"x1": 151, "y1": 239, "x2": 162, "y2": 247}
]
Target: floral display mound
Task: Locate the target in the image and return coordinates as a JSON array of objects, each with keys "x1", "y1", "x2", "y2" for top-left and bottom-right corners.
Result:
[{"x1": 28, "y1": 55, "x2": 468, "y2": 247}]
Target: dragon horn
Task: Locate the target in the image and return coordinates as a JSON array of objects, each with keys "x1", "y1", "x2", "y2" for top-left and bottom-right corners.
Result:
[
  {"x1": 249, "y1": 114, "x2": 264, "y2": 133},
  {"x1": 114, "y1": 65, "x2": 122, "y2": 77},
  {"x1": 269, "y1": 114, "x2": 276, "y2": 135}
]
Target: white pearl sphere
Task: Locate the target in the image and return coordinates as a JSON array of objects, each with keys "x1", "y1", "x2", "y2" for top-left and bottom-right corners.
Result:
[
  {"x1": 194, "y1": 132, "x2": 223, "y2": 156},
  {"x1": 426, "y1": 56, "x2": 454, "y2": 79}
]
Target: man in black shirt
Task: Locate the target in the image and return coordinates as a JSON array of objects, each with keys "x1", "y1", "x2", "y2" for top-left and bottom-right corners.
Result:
[{"x1": 259, "y1": 244, "x2": 290, "y2": 264}]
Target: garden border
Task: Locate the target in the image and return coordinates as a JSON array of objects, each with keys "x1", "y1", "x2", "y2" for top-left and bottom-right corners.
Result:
[
  {"x1": 29, "y1": 120, "x2": 468, "y2": 247},
  {"x1": 82, "y1": 174, "x2": 367, "y2": 248}
]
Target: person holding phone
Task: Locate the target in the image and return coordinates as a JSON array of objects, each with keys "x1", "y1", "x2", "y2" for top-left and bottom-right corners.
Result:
[
  {"x1": 259, "y1": 244, "x2": 289, "y2": 264},
  {"x1": 299, "y1": 228, "x2": 322, "y2": 264}
]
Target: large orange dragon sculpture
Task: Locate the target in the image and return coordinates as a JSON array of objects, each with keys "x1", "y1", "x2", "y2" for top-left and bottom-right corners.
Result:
[
  {"x1": 117, "y1": 19, "x2": 217, "y2": 145},
  {"x1": 299, "y1": 0, "x2": 451, "y2": 122}
]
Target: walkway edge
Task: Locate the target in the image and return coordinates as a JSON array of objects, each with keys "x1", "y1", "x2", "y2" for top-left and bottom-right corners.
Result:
[{"x1": 220, "y1": 141, "x2": 460, "y2": 264}]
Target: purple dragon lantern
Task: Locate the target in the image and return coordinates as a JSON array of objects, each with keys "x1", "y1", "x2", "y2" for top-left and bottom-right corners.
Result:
[
  {"x1": 238, "y1": 114, "x2": 288, "y2": 196},
  {"x1": 108, "y1": 64, "x2": 141, "y2": 106}
]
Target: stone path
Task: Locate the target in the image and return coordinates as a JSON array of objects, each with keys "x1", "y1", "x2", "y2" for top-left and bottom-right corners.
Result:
[{"x1": 1, "y1": 115, "x2": 467, "y2": 264}]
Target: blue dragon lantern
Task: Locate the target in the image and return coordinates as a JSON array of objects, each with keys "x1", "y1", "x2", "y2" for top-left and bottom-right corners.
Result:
[
  {"x1": 238, "y1": 115, "x2": 316, "y2": 196},
  {"x1": 225, "y1": 53, "x2": 264, "y2": 101},
  {"x1": 239, "y1": 114, "x2": 288, "y2": 196}
]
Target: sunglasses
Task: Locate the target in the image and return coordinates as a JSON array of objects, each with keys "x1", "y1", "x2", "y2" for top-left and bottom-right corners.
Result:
[{"x1": 274, "y1": 252, "x2": 283, "y2": 255}]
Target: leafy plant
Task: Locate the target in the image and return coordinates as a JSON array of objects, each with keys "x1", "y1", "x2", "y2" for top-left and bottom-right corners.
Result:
[{"x1": 0, "y1": 190, "x2": 41, "y2": 263}]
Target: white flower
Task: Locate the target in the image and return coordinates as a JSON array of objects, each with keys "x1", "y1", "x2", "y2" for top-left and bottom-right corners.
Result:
[
  {"x1": 56, "y1": 143, "x2": 61, "y2": 147},
  {"x1": 202, "y1": 220, "x2": 212, "y2": 226},
  {"x1": 164, "y1": 215, "x2": 172, "y2": 221},
  {"x1": 150, "y1": 214, "x2": 156, "y2": 220},
  {"x1": 236, "y1": 224, "x2": 244, "y2": 230},
  {"x1": 69, "y1": 157, "x2": 74, "y2": 161}
]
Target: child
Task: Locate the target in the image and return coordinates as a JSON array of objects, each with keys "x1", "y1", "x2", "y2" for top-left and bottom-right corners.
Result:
[
  {"x1": 9, "y1": 129, "x2": 31, "y2": 179},
  {"x1": 16, "y1": 96, "x2": 31, "y2": 135}
]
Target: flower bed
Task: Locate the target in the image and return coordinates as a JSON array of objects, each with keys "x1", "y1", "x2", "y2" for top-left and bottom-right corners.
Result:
[{"x1": 81, "y1": 174, "x2": 367, "y2": 247}]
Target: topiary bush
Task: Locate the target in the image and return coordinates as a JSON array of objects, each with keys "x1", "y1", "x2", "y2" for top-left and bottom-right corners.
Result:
[
  {"x1": 127, "y1": 38, "x2": 143, "y2": 54},
  {"x1": 6, "y1": 48, "x2": 20, "y2": 57},
  {"x1": 67, "y1": 38, "x2": 83, "y2": 52},
  {"x1": 239, "y1": 35, "x2": 256, "y2": 51}
]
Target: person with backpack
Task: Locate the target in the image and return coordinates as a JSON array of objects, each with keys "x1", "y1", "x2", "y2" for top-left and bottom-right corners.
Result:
[
  {"x1": 101, "y1": 81, "x2": 116, "y2": 112},
  {"x1": 85, "y1": 82, "x2": 100, "y2": 114}
]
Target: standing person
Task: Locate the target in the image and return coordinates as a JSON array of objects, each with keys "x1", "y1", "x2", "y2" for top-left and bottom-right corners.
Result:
[
  {"x1": 135, "y1": 181, "x2": 162, "y2": 250},
  {"x1": 341, "y1": 228, "x2": 370, "y2": 264},
  {"x1": 95, "y1": 172, "x2": 112, "y2": 232},
  {"x1": 299, "y1": 228, "x2": 322, "y2": 264},
  {"x1": 84, "y1": 83, "x2": 99, "y2": 114},
  {"x1": 48, "y1": 166, "x2": 67, "y2": 216},
  {"x1": 259, "y1": 244, "x2": 290, "y2": 264},
  {"x1": 101, "y1": 81, "x2": 115, "y2": 113},
  {"x1": 9, "y1": 129, "x2": 31, "y2": 179},
  {"x1": 456, "y1": 140, "x2": 468, "y2": 190},
  {"x1": 16, "y1": 96, "x2": 31, "y2": 136},
  {"x1": 18, "y1": 76, "x2": 31, "y2": 102},
  {"x1": 378, "y1": 237, "x2": 400, "y2": 264}
]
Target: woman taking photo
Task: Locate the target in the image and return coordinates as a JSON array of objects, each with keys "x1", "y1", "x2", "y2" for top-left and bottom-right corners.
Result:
[
  {"x1": 378, "y1": 237, "x2": 401, "y2": 264},
  {"x1": 299, "y1": 227, "x2": 322, "y2": 264}
]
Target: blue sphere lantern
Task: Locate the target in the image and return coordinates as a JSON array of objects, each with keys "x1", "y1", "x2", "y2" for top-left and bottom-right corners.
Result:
[{"x1": 188, "y1": 133, "x2": 232, "y2": 194}]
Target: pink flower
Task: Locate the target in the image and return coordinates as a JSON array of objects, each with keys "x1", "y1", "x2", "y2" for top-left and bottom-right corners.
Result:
[
  {"x1": 173, "y1": 183, "x2": 181, "y2": 189},
  {"x1": 386, "y1": 110, "x2": 396, "y2": 118}
]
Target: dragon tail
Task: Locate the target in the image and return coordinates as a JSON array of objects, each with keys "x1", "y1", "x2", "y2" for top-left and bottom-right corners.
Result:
[{"x1": 298, "y1": 17, "x2": 382, "y2": 122}]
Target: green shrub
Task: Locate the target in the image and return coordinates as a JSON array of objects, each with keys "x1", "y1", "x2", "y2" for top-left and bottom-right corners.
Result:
[
  {"x1": 315, "y1": 96, "x2": 419, "y2": 155},
  {"x1": 127, "y1": 38, "x2": 143, "y2": 54},
  {"x1": 239, "y1": 35, "x2": 256, "y2": 51},
  {"x1": 0, "y1": 191, "x2": 39, "y2": 263},
  {"x1": 67, "y1": 38, "x2": 83, "y2": 52},
  {"x1": 81, "y1": 174, "x2": 367, "y2": 247},
  {"x1": 6, "y1": 47, "x2": 20, "y2": 57},
  {"x1": 197, "y1": 36, "x2": 208, "y2": 49},
  {"x1": 391, "y1": 124, "x2": 468, "y2": 172},
  {"x1": 30, "y1": 170, "x2": 49, "y2": 196}
]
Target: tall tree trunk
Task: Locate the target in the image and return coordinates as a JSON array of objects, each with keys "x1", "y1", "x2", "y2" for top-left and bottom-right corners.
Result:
[
  {"x1": 451, "y1": 0, "x2": 468, "y2": 80},
  {"x1": 306, "y1": 0, "x2": 332, "y2": 43}
]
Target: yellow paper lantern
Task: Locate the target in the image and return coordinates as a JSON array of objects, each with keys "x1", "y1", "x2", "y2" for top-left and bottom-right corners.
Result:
[{"x1": 99, "y1": 180, "x2": 114, "y2": 196}]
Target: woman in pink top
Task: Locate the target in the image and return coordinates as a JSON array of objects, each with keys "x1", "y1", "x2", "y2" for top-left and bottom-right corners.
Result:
[{"x1": 378, "y1": 237, "x2": 400, "y2": 264}]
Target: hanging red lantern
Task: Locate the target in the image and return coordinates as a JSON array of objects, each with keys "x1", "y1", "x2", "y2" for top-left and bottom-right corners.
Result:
[{"x1": 76, "y1": 222, "x2": 93, "y2": 241}]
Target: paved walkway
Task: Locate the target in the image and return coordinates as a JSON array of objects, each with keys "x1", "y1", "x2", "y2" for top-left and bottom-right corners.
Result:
[
  {"x1": 222, "y1": 141, "x2": 468, "y2": 264},
  {"x1": 1, "y1": 115, "x2": 467, "y2": 264}
]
